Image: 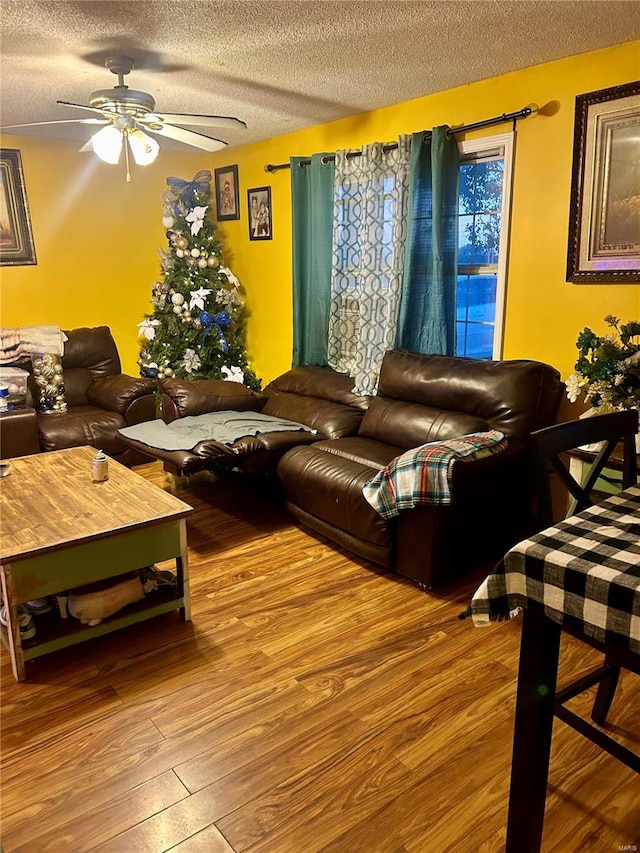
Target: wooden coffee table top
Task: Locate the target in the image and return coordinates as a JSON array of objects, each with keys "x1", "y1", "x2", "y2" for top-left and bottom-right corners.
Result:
[{"x1": 1, "y1": 446, "x2": 192, "y2": 562}]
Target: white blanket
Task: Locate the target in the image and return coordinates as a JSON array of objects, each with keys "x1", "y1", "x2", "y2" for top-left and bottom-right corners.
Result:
[
  {"x1": 119, "y1": 411, "x2": 316, "y2": 451},
  {"x1": 0, "y1": 325, "x2": 67, "y2": 363}
]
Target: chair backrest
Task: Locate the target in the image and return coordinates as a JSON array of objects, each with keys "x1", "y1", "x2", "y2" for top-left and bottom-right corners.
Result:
[{"x1": 532, "y1": 409, "x2": 638, "y2": 529}]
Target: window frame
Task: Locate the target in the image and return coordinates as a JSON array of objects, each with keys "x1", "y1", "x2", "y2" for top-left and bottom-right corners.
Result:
[{"x1": 458, "y1": 132, "x2": 514, "y2": 359}]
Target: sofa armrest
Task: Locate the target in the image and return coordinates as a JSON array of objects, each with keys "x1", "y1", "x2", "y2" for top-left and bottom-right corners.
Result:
[
  {"x1": 0, "y1": 407, "x2": 40, "y2": 459},
  {"x1": 160, "y1": 378, "x2": 265, "y2": 422},
  {"x1": 86, "y1": 374, "x2": 157, "y2": 415},
  {"x1": 394, "y1": 445, "x2": 534, "y2": 589}
]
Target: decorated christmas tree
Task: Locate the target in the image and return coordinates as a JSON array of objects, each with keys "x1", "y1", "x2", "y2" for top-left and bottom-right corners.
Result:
[{"x1": 137, "y1": 170, "x2": 260, "y2": 390}]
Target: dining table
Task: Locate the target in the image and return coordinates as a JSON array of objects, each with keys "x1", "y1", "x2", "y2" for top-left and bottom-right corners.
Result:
[{"x1": 469, "y1": 484, "x2": 640, "y2": 853}]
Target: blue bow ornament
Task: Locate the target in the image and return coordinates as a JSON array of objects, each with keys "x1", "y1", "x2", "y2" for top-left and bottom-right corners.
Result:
[{"x1": 200, "y1": 310, "x2": 230, "y2": 352}]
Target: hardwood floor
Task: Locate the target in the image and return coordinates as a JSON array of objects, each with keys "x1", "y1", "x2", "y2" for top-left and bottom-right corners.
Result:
[{"x1": 1, "y1": 461, "x2": 638, "y2": 852}]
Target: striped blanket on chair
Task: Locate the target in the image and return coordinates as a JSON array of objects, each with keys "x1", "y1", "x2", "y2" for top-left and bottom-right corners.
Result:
[{"x1": 362, "y1": 430, "x2": 508, "y2": 519}]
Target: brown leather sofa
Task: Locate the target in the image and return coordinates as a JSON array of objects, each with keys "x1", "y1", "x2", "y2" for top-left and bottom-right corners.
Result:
[
  {"x1": 119, "y1": 348, "x2": 563, "y2": 589},
  {"x1": 119, "y1": 365, "x2": 370, "y2": 476},
  {"x1": 0, "y1": 326, "x2": 157, "y2": 466},
  {"x1": 277, "y1": 350, "x2": 563, "y2": 589}
]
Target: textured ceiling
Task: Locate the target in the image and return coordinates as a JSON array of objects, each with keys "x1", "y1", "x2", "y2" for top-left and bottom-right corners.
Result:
[{"x1": 1, "y1": 1, "x2": 639, "y2": 152}]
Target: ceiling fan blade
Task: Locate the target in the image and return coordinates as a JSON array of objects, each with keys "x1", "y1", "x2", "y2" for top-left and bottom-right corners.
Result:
[
  {"x1": 57, "y1": 100, "x2": 112, "y2": 119},
  {"x1": 144, "y1": 124, "x2": 227, "y2": 152},
  {"x1": 1, "y1": 118, "x2": 108, "y2": 129},
  {"x1": 146, "y1": 113, "x2": 247, "y2": 131}
]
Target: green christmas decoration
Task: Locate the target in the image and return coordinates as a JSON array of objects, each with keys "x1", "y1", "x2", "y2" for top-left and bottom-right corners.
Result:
[{"x1": 137, "y1": 170, "x2": 260, "y2": 390}]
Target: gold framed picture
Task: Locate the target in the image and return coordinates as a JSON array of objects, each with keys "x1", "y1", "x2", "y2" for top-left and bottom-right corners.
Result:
[
  {"x1": 567, "y1": 80, "x2": 640, "y2": 283},
  {"x1": 0, "y1": 149, "x2": 37, "y2": 266}
]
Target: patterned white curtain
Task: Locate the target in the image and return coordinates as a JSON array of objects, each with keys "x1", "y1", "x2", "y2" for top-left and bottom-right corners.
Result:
[{"x1": 327, "y1": 136, "x2": 411, "y2": 396}]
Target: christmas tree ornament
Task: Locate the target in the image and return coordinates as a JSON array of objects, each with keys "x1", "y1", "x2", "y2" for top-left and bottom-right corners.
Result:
[
  {"x1": 221, "y1": 365, "x2": 245, "y2": 383},
  {"x1": 198, "y1": 258, "x2": 208, "y2": 269},
  {"x1": 171, "y1": 293, "x2": 185, "y2": 306},
  {"x1": 162, "y1": 216, "x2": 175, "y2": 229},
  {"x1": 190, "y1": 248, "x2": 200, "y2": 258},
  {"x1": 189, "y1": 287, "x2": 212, "y2": 311},
  {"x1": 185, "y1": 205, "x2": 208, "y2": 236},
  {"x1": 208, "y1": 256, "x2": 219, "y2": 268},
  {"x1": 30, "y1": 352, "x2": 67, "y2": 413},
  {"x1": 175, "y1": 249, "x2": 184, "y2": 258},
  {"x1": 173, "y1": 304, "x2": 183, "y2": 315},
  {"x1": 137, "y1": 319, "x2": 160, "y2": 341}
]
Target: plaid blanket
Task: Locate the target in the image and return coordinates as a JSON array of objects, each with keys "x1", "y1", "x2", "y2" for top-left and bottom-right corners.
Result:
[{"x1": 362, "y1": 429, "x2": 508, "y2": 519}]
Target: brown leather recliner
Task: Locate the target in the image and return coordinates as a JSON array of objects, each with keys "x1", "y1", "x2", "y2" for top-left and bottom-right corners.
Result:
[
  {"x1": 119, "y1": 365, "x2": 371, "y2": 476},
  {"x1": 0, "y1": 326, "x2": 157, "y2": 466},
  {"x1": 277, "y1": 350, "x2": 564, "y2": 589}
]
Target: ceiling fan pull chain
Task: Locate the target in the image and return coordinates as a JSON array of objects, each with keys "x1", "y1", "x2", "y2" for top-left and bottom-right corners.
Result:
[{"x1": 124, "y1": 133, "x2": 132, "y2": 183}]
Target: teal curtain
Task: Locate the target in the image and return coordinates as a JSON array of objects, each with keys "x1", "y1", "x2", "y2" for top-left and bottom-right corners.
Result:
[
  {"x1": 396, "y1": 126, "x2": 460, "y2": 355},
  {"x1": 291, "y1": 153, "x2": 335, "y2": 366}
]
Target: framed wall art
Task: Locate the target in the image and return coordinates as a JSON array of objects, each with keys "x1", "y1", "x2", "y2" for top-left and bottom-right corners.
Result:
[
  {"x1": 567, "y1": 80, "x2": 640, "y2": 283},
  {"x1": 0, "y1": 149, "x2": 37, "y2": 266},
  {"x1": 248, "y1": 186, "x2": 272, "y2": 240},
  {"x1": 214, "y1": 164, "x2": 240, "y2": 221}
]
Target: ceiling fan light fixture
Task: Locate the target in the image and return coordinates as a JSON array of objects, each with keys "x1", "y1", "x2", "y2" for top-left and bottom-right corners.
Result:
[
  {"x1": 91, "y1": 124, "x2": 123, "y2": 164},
  {"x1": 128, "y1": 129, "x2": 159, "y2": 165}
]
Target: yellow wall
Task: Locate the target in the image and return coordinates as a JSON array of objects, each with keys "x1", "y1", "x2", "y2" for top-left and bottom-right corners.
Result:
[
  {"x1": 209, "y1": 40, "x2": 640, "y2": 383},
  {"x1": 0, "y1": 137, "x2": 205, "y2": 372},
  {"x1": 2, "y1": 41, "x2": 639, "y2": 384}
]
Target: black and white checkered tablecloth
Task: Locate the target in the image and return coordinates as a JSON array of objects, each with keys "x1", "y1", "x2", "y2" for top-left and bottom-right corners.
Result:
[{"x1": 471, "y1": 485, "x2": 640, "y2": 655}]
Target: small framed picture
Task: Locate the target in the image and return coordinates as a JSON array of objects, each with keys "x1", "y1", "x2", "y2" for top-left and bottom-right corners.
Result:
[
  {"x1": 214, "y1": 165, "x2": 240, "y2": 221},
  {"x1": 248, "y1": 186, "x2": 272, "y2": 241}
]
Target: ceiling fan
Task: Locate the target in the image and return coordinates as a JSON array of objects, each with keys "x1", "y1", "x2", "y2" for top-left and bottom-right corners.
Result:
[{"x1": 1, "y1": 56, "x2": 247, "y2": 181}]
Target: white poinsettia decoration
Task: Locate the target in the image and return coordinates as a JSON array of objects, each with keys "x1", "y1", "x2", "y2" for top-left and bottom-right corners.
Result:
[
  {"x1": 221, "y1": 365, "x2": 245, "y2": 383},
  {"x1": 182, "y1": 348, "x2": 202, "y2": 373},
  {"x1": 189, "y1": 287, "x2": 212, "y2": 312},
  {"x1": 185, "y1": 205, "x2": 208, "y2": 236},
  {"x1": 137, "y1": 318, "x2": 161, "y2": 341},
  {"x1": 219, "y1": 266, "x2": 240, "y2": 288}
]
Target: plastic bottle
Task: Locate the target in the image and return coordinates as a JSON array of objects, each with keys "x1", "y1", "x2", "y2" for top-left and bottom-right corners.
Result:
[{"x1": 92, "y1": 450, "x2": 109, "y2": 482}]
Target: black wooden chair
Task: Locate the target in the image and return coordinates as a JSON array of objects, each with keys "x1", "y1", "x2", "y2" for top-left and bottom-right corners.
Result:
[{"x1": 531, "y1": 408, "x2": 639, "y2": 771}]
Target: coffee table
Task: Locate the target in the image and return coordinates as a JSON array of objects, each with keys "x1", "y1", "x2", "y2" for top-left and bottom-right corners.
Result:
[{"x1": 0, "y1": 446, "x2": 192, "y2": 681}]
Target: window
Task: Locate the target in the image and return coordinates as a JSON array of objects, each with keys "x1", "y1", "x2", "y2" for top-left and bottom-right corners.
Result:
[{"x1": 456, "y1": 133, "x2": 514, "y2": 359}]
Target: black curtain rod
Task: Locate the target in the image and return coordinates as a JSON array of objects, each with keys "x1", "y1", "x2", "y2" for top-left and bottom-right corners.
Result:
[{"x1": 264, "y1": 105, "x2": 532, "y2": 173}]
